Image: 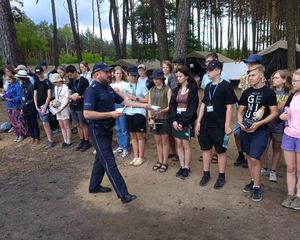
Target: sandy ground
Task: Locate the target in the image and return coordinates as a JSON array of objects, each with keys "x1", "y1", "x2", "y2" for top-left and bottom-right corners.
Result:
[{"x1": 0, "y1": 89, "x2": 300, "y2": 240}]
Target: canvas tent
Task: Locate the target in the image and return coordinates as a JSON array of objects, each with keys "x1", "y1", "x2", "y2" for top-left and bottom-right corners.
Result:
[
  {"x1": 258, "y1": 40, "x2": 300, "y2": 79},
  {"x1": 111, "y1": 59, "x2": 161, "y2": 70},
  {"x1": 186, "y1": 51, "x2": 235, "y2": 79}
]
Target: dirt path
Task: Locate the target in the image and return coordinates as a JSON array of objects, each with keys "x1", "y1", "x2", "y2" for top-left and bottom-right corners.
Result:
[{"x1": 0, "y1": 95, "x2": 299, "y2": 240}]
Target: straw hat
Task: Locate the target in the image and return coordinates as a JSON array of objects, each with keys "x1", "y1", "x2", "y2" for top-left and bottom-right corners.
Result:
[{"x1": 51, "y1": 73, "x2": 63, "y2": 83}]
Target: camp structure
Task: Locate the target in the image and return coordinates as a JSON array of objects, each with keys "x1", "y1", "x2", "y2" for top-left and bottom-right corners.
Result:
[
  {"x1": 110, "y1": 59, "x2": 161, "y2": 70},
  {"x1": 258, "y1": 40, "x2": 300, "y2": 79},
  {"x1": 186, "y1": 51, "x2": 235, "y2": 79}
]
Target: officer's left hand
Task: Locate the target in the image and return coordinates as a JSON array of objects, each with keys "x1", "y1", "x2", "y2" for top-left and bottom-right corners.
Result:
[{"x1": 111, "y1": 111, "x2": 122, "y2": 118}]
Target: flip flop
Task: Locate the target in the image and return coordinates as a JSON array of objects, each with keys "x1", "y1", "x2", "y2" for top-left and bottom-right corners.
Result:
[{"x1": 158, "y1": 164, "x2": 168, "y2": 173}]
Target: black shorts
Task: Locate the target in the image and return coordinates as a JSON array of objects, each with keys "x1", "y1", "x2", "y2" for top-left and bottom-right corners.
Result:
[
  {"x1": 126, "y1": 114, "x2": 147, "y2": 133},
  {"x1": 151, "y1": 119, "x2": 171, "y2": 135},
  {"x1": 198, "y1": 127, "x2": 226, "y2": 153}
]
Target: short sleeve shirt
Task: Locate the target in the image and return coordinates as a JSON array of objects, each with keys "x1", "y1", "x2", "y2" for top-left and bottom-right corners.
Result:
[
  {"x1": 201, "y1": 80, "x2": 237, "y2": 128},
  {"x1": 83, "y1": 81, "x2": 123, "y2": 126},
  {"x1": 239, "y1": 86, "x2": 277, "y2": 129},
  {"x1": 33, "y1": 79, "x2": 52, "y2": 107},
  {"x1": 68, "y1": 76, "x2": 90, "y2": 111},
  {"x1": 123, "y1": 80, "x2": 148, "y2": 116}
]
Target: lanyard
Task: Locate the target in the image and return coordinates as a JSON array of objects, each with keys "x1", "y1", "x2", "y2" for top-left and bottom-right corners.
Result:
[
  {"x1": 56, "y1": 86, "x2": 63, "y2": 99},
  {"x1": 73, "y1": 78, "x2": 80, "y2": 93},
  {"x1": 130, "y1": 83, "x2": 137, "y2": 96},
  {"x1": 208, "y1": 80, "x2": 222, "y2": 103}
]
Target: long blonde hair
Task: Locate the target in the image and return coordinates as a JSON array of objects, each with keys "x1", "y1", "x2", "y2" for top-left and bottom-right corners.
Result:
[{"x1": 112, "y1": 66, "x2": 127, "y2": 83}]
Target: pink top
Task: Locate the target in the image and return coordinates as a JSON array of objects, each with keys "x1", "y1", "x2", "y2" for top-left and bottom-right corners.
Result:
[{"x1": 285, "y1": 93, "x2": 300, "y2": 138}]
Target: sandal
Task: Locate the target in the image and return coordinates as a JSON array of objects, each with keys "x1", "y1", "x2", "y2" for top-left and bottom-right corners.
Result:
[
  {"x1": 158, "y1": 163, "x2": 168, "y2": 173},
  {"x1": 211, "y1": 154, "x2": 218, "y2": 164},
  {"x1": 199, "y1": 155, "x2": 203, "y2": 161},
  {"x1": 152, "y1": 162, "x2": 162, "y2": 171}
]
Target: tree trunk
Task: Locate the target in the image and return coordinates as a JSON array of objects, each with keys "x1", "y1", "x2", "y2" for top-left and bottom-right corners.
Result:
[
  {"x1": 109, "y1": 0, "x2": 122, "y2": 59},
  {"x1": 0, "y1": 0, "x2": 21, "y2": 66},
  {"x1": 66, "y1": 0, "x2": 82, "y2": 63},
  {"x1": 151, "y1": 0, "x2": 168, "y2": 61},
  {"x1": 271, "y1": 0, "x2": 278, "y2": 43},
  {"x1": 74, "y1": 0, "x2": 79, "y2": 34},
  {"x1": 122, "y1": 0, "x2": 129, "y2": 58},
  {"x1": 129, "y1": 0, "x2": 138, "y2": 58},
  {"x1": 96, "y1": 0, "x2": 105, "y2": 61},
  {"x1": 173, "y1": 0, "x2": 191, "y2": 60},
  {"x1": 51, "y1": 0, "x2": 59, "y2": 67},
  {"x1": 286, "y1": 0, "x2": 296, "y2": 70}
]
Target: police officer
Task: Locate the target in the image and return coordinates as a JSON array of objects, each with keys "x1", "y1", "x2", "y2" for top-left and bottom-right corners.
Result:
[{"x1": 83, "y1": 62, "x2": 148, "y2": 204}]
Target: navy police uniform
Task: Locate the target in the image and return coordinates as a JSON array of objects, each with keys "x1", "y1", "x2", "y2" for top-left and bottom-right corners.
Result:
[{"x1": 84, "y1": 81, "x2": 129, "y2": 198}]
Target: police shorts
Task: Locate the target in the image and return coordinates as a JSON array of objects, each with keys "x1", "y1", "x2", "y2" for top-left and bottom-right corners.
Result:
[
  {"x1": 126, "y1": 114, "x2": 146, "y2": 133},
  {"x1": 240, "y1": 128, "x2": 268, "y2": 160},
  {"x1": 198, "y1": 127, "x2": 226, "y2": 154},
  {"x1": 71, "y1": 110, "x2": 87, "y2": 125}
]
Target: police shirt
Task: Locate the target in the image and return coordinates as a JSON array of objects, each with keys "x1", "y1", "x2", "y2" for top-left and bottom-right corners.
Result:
[{"x1": 83, "y1": 80, "x2": 124, "y2": 127}]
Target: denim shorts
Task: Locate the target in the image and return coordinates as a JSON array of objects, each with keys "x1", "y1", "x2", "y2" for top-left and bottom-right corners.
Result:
[
  {"x1": 281, "y1": 133, "x2": 300, "y2": 153},
  {"x1": 38, "y1": 112, "x2": 50, "y2": 122},
  {"x1": 240, "y1": 128, "x2": 268, "y2": 160}
]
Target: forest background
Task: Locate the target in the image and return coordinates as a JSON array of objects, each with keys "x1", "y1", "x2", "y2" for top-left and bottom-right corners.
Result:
[{"x1": 0, "y1": 0, "x2": 299, "y2": 70}]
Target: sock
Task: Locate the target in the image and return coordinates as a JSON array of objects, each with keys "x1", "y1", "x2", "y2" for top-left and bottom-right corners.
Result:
[
  {"x1": 219, "y1": 172, "x2": 225, "y2": 178},
  {"x1": 253, "y1": 185, "x2": 260, "y2": 188}
]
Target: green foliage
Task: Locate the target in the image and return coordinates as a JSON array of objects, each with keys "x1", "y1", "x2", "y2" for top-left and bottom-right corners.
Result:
[{"x1": 15, "y1": 16, "x2": 48, "y2": 64}]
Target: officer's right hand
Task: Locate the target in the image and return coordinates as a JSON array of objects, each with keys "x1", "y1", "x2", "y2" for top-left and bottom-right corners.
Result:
[{"x1": 111, "y1": 111, "x2": 122, "y2": 118}]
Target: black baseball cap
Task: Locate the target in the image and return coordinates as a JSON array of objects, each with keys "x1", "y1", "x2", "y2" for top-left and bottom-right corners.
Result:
[{"x1": 206, "y1": 59, "x2": 223, "y2": 71}]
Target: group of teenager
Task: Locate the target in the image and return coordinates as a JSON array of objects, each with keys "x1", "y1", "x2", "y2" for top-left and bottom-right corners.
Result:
[
  {"x1": 1, "y1": 61, "x2": 93, "y2": 151},
  {"x1": 1, "y1": 54, "x2": 300, "y2": 208}
]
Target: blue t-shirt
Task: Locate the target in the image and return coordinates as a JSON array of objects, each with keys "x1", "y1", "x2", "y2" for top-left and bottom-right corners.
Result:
[
  {"x1": 83, "y1": 81, "x2": 123, "y2": 127},
  {"x1": 123, "y1": 80, "x2": 148, "y2": 116}
]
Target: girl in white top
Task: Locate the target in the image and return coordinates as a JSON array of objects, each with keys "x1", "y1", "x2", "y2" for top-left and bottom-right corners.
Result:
[
  {"x1": 50, "y1": 73, "x2": 72, "y2": 148},
  {"x1": 110, "y1": 66, "x2": 130, "y2": 158},
  {"x1": 80, "y1": 61, "x2": 92, "y2": 85}
]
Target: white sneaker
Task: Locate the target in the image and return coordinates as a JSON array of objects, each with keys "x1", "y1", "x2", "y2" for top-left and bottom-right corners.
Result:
[
  {"x1": 121, "y1": 150, "x2": 129, "y2": 159},
  {"x1": 113, "y1": 147, "x2": 123, "y2": 154},
  {"x1": 261, "y1": 168, "x2": 269, "y2": 176},
  {"x1": 133, "y1": 157, "x2": 144, "y2": 167},
  {"x1": 269, "y1": 170, "x2": 277, "y2": 182},
  {"x1": 129, "y1": 158, "x2": 138, "y2": 165},
  {"x1": 16, "y1": 136, "x2": 24, "y2": 142}
]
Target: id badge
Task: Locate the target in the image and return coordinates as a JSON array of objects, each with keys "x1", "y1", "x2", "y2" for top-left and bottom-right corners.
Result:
[
  {"x1": 207, "y1": 105, "x2": 214, "y2": 112},
  {"x1": 176, "y1": 108, "x2": 182, "y2": 114}
]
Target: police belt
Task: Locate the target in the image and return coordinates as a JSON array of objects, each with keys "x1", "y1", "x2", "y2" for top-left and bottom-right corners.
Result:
[{"x1": 89, "y1": 122, "x2": 114, "y2": 131}]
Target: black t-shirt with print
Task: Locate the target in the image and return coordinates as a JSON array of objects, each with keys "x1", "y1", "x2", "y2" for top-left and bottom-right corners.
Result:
[
  {"x1": 68, "y1": 76, "x2": 90, "y2": 111},
  {"x1": 239, "y1": 85, "x2": 277, "y2": 129},
  {"x1": 33, "y1": 79, "x2": 52, "y2": 108},
  {"x1": 201, "y1": 80, "x2": 238, "y2": 128}
]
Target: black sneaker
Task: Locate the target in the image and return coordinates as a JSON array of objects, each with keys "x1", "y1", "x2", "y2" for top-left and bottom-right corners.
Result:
[
  {"x1": 180, "y1": 168, "x2": 190, "y2": 180},
  {"x1": 76, "y1": 140, "x2": 85, "y2": 151},
  {"x1": 242, "y1": 161, "x2": 248, "y2": 168},
  {"x1": 251, "y1": 187, "x2": 263, "y2": 202},
  {"x1": 199, "y1": 173, "x2": 211, "y2": 186},
  {"x1": 62, "y1": 143, "x2": 72, "y2": 149},
  {"x1": 214, "y1": 177, "x2": 226, "y2": 189},
  {"x1": 176, "y1": 167, "x2": 184, "y2": 178},
  {"x1": 234, "y1": 155, "x2": 246, "y2": 167},
  {"x1": 243, "y1": 181, "x2": 254, "y2": 193},
  {"x1": 62, "y1": 142, "x2": 68, "y2": 148},
  {"x1": 80, "y1": 141, "x2": 91, "y2": 152}
]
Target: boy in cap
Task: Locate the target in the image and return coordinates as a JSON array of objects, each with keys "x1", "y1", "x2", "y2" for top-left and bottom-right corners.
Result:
[
  {"x1": 196, "y1": 59, "x2": 237, "y2": 189},
  {"x1": 33, "y1": 65, "x2": 53, "y2": 149}
]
